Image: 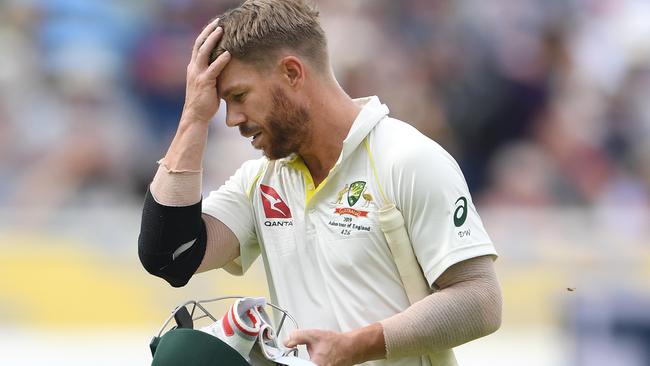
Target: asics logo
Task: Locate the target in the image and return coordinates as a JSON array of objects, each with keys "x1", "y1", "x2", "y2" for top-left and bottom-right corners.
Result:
[{"x1": 260, "y1": 185, "x2": 292, "y2": 219}]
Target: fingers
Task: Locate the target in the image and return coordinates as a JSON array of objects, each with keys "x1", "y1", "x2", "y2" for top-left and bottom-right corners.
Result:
[
  {"x1": 196, "y1": 26, "x2": 224, "y2": 65},
  {"x1": 207, "y1": 50, "x2": 231, "y2": 78},
  {"x1": 284, "y1": 329, "x2": 316, "y2": 348},
  {"x1": 192, "y1": 18, "x2": 220, "y2": 60}
]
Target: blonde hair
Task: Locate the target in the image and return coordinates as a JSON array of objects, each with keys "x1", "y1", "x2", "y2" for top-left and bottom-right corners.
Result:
[{"x1": 210, "y1": 0, "x2": 328, "y2": 71}]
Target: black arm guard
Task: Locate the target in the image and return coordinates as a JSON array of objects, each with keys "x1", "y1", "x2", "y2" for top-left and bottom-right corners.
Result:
[{"x1": 138, "y1": 189, "x2": 207, "y2": 287}]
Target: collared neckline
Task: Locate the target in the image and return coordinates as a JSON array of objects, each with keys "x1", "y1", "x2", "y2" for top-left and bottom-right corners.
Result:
[
  {"x1": 281, "y1": 96, "x2": 389, "y2": 206},
  {"x1": 281, "y1": 96, "x2": 389, "y2": 167},
  {"x1": 338, "y1": 96, "x2": 390, "y2": 165}
]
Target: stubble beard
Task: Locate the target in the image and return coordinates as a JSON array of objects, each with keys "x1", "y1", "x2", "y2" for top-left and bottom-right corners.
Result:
[{"x1": 263, "y1": 87, "x2": 312, "y2": 160}]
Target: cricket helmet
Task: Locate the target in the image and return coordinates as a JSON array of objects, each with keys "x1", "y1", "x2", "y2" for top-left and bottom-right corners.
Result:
[{"x1": 150, "y1": 296, "x2": 303, "y2": 366}]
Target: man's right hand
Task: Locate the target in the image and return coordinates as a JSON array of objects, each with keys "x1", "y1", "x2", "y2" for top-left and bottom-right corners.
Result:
[
  {"x1": 143, "y1": 20, "x2": 241, "y2": 283},
  {"x1": 182, "y1": 18, "x2": 231, "y2": 124},
  {"x1": 159, "y1": 19, "x2": 231, "y2": 172}
]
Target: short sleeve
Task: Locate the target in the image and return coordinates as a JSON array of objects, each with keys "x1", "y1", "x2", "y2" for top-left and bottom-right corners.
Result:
[
  {"x1": 202, "y1": 158, "x2": 266, "y2": 275},
  {"x1": 387, "y1": 132, "x2": 497, "y2": 287}
]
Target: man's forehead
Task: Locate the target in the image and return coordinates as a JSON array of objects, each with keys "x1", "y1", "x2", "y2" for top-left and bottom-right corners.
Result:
[{"x1": 219, "y1": 58, "x2": 267, "y2": 96}]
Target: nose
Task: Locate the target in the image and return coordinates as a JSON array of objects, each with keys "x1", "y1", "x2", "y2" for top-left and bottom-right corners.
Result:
[{"x1": 225, "y1": 104, "x2": 246, "y2": 127}]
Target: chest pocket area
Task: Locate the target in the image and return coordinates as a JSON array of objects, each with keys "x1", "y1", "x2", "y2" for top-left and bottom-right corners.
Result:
[
  {"x1": 321, "y1": 200, "x2": 382, "y2": 255},
  {"x1": 319, "y1": 232, "x2": 393, "y2": 281},
  {"x1": 260, "y1": 223, "x2": 297, "y2": 256},
  {"x1": 324, "y1": 205, "x2": 379, "y2": 241},
  {"x1": 252, "y1": 183, "x2": 298, "y2": 257}
]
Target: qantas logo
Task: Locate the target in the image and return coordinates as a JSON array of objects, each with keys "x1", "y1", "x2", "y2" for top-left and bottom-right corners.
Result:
[{"x1": 260, "y1": 185, "x2": 292, "y2": 219}]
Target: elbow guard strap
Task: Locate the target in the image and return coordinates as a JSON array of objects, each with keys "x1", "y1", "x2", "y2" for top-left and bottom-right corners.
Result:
[{"x1": 138, "y1": 189, "x2": 207, "y2": 287}]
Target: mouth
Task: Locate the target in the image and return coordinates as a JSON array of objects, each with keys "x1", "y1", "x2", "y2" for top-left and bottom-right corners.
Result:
[
  {"x1": 250, "y1": 131, "x2": 262, "y2": 147},
  {"x1": 240, "y1": 129, "x2": 261, "y2": 140}
]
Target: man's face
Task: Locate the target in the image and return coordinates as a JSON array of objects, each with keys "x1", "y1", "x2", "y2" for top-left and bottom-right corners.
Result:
[{"x1": 218, "y1": 58, "x2": 311, "y2": 160}]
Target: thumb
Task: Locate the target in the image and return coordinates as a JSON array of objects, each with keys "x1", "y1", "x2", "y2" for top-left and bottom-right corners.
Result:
[{"x1": 284, "y1": 329, "x2": 312, "y2": 348}]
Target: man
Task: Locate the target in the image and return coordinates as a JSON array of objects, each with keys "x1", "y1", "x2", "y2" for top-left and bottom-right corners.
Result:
[{"x1": 138, "y1": 1, "x2": 502, "y2": 365}]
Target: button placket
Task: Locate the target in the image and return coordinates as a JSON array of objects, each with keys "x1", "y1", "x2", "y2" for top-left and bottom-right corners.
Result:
[{"x1": 304, "y1": 204, "x2": 317, "y2": 234}]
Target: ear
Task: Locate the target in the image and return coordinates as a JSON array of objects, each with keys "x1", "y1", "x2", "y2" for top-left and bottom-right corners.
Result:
[{"x1": 278, "y1": 56, "x2": 305, "y2": 89}]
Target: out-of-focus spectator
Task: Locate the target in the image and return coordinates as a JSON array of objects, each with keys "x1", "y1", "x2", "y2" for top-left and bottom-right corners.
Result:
[
  {"x1": 0, "y1": 0, "x2": 149, "y2": 223},
  {"x1": 0, "y1": 0, "x2": 648, "y2": 216},
  {"x1": 0, "y1": 1, "x2": 649, "y2": 364},
  {"x1": 480, "y1": 142, "x2": 560, "y2": 207}
]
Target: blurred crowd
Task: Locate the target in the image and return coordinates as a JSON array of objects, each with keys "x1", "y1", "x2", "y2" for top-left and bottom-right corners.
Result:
[
  {"x1": 0, "y1": 0, "x2": 649, "y2": 215},
  {"x1": 1, "y1": 2, "x2": 648, "y2": 364}
]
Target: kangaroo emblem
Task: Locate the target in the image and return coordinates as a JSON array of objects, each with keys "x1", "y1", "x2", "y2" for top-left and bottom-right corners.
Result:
[{"x1": 334, "y1": 184, "x2": 349, "y2": 204}]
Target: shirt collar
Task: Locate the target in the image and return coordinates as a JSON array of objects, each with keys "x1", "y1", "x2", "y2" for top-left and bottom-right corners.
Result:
[
  {"x1": 281, "y1": 96, "x2": 389, "y2": 166},
  {"x1": 340, "y1": 96, "x2": 389, "y2": 160}
]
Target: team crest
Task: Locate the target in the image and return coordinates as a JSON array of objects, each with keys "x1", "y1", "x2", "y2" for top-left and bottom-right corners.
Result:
[
  {"x1": 332, "y1": 180, "x2": 374, "y2": 220},
  {"x1": 347, "y1": 181, "x2": 366, "y2": 206}
]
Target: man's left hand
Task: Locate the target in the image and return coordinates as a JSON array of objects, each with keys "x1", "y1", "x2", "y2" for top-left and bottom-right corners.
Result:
[{"x1": 284, "y1": 329, "x2": 355, "y2": 366}]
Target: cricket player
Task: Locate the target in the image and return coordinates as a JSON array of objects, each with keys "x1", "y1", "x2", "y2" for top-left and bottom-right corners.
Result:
[{"x1": 138, "y1": 0, "x2": 502, "y2": 365}]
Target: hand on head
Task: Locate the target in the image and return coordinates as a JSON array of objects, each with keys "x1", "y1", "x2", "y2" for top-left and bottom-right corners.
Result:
[{"x1": 182, "y1": 18, "x2": 232, "y2": 124}]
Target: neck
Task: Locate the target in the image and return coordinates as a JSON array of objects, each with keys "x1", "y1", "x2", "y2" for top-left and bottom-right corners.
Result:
[{"x1": 298, "y1": 78, "x2": 361, "y2": 186}]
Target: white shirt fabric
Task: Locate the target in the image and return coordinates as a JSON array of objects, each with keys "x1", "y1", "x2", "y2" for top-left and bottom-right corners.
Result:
[{"x1": 203, "y1": 96, "x2": 497, "y2": 366}]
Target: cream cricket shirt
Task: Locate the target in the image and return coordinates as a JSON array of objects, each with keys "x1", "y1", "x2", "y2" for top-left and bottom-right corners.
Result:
[{"x1": 203, "y1": 96, "x2": 497, "y2": 366}]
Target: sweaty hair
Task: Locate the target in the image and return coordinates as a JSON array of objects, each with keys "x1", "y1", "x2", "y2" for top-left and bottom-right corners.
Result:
[{"x1": 209, "y1": 0, "x2": 328, "y2": 71}]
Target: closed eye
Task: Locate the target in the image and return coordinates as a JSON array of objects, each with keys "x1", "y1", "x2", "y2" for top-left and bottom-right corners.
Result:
[{"x1": 232, "y1": 92, "x2": 247, "y2": 103}]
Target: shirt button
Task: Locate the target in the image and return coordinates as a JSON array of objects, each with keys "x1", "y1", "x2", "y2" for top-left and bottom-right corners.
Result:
[{"x1": 307, "y1": 183, "x2": 315, "y2": 190}]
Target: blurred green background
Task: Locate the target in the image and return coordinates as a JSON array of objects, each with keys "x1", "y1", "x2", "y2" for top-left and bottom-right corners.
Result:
[{"x1": 1, "y1": 0, "x2": 649, "y2": 365}]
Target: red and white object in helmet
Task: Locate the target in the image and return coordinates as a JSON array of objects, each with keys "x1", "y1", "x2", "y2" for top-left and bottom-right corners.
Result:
[{"x1": 200, "y1": 297, "x2": 266, "y2": 361}]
